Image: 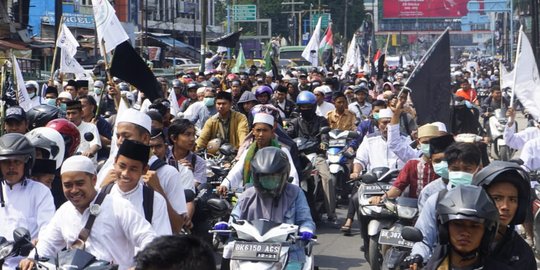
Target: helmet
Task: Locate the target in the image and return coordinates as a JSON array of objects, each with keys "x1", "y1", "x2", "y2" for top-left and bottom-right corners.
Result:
[
  {"x1": 251, "y1": 147, "x2": 290, "y2": 198},
  {"x1": 118, "y1": 82, "x2": 130, "y2": 91},
  {"x1": 437, "y1": 185, "x2": 499, "y2": 257},
  {"x1": 26, "y1": 105, "x2": 60, "y2": 130},
  {"x1": 25, "y1": 127, "x2": 65, "y2": 170},
  {"x1": 472, "y1": 161, "x2": 530, "y2": 225},
  {"x1": 226, "y1": 74, "x2": 239, "y2": 81},
  {"x1": 209, "y1": 77, "x2": 221, "y2": 86},
  {"x1": 255, "y1": 70, "x2": 266, "y2": 77},
  {"x1": 255, "y1": 85, "x2": 273, "y2": 97},
  {"x1": 207, "y1": 138, "x2": 222, "y2": 156},
  {"x1": 46, "y1": 119, "x2": 80, "y2": 158},
  {"x1": 0, "y1": 133, "x2": 36, "y2": 177},
  {"x1": 172, "y1": 79, "x2": 182, "y2": 88},
  {"x1": 296, "y1": 91, "x2": 316, "y2": 105},
  {"x1": 186, "y1": 82, "x2": 199, "y2": 90}
]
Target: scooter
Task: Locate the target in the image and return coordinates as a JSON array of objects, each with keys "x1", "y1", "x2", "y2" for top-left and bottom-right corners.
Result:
[
  {"x1": 326, "y1": 129, "x2": 358, "y2": 204},
  {"x1": 211, "y1": 219, "x2": 316, "y2": 270},
  {"x1": 379, "y1": 197, "x2": 419, "y2": 270},
  {"x1": 357, "y1": 167, "x2": 399, "y2": 270},
  {"x1": 486, "y1": 108, "x2": 516, "y2": 161}
]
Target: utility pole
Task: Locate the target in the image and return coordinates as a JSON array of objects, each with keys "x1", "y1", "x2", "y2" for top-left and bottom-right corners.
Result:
[
  {"x1": 281, "y1": 1, "x2": 304, "y2": 45},
  {"x1": 532, "y1": 0, "x2": 539, "y2": 69},
  {"x1": 344, "y1": 0, "x2": 349, "y2": 43},
  {"x1": 200, "y1": 0, "x2": 207, "y2": 73}
]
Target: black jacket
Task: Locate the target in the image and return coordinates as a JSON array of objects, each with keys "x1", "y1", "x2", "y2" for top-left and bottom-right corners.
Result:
[
  {"x1": 272, "y1": 98, "x2": 296, "y2": 119},
  {"x1": 287, "y1": 115, "x2": 329, "y2": 154},
  {"x1": 425, "y1": 244, "x2": 512, "y2": 270},
  {"x1": 490, "y1": 227, "x2": 537, "y2": 270}
]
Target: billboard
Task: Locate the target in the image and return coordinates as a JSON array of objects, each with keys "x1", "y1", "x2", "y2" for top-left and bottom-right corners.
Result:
[{"x1": 383, "y1": 0, "x2": 475, "y2": 19}]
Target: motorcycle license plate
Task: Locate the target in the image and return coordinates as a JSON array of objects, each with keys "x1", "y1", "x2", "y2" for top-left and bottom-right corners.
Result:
[
  {"x1": 231, "y1": 242, "x2": 282, "y2": 262},
  {"x1": 378, "y1": 229, "x2": 414, "y2": 248},
  {"x1": 363, "y1": 184, "x2": 392, "y2": 194}
]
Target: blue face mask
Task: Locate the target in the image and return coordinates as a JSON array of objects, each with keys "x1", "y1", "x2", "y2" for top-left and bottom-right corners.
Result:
[
  {"x1": 94, "y1": 87, "x2": 102, "y2": 95},
  {"x1": 448, "y1": 170, "x2": 474, "y2": 187},
  {"x1": 45, "y1": 98, "x2": 56, "y2": 107},
  {"x1": 204, "y1": 97, "x2": 215, "y2": 107},
  {"x1": 420, "y1": 143, "x2": 430, "y2": 157},
  {"x1": 59, "y1": 103, "x2": 67, "y2": 112},
  {"x1": 433, "y1": 161, "x2": 448, "y2": 179},
  {"x1": 373, "y1": 113, "x2": 380, "y2": 120}
]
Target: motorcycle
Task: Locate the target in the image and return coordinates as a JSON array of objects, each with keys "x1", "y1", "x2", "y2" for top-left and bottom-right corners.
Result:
[
  {"x1": 5, "y1": 227, "x2": 116, "y2": 269},
  {"x1": 357, "y1": 167, "x2": 399, "y2": 270},
  {"x1": 379, "y1": 197, "x2": 419, "y2": 270},
  {"x1": 210, "y1": 219, "x2": 316, "y2": 270},
  {"x1": 293, "y1": 135, "x2": 326, "y2": 223},
  {"x1": 486, "y1": 108, "x2": 516, "y2": 161},
  {"x1": 326, "y1": 129, "x2": 358, "y2": 204}
]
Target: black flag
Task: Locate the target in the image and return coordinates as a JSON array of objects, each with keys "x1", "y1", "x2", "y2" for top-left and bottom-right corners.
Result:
[
  {"x1": 208, "y1": 29, "x2": 243, "y2": 48},
  {"x1": 110, "y1": 41, "x2": 163, "y2": 102},
  {"x1": 407, "y1": 29, "x2": 451, "y2": 127},
  {"x1": 377, "y1": 54, "x2": 385, "y2": 80}
]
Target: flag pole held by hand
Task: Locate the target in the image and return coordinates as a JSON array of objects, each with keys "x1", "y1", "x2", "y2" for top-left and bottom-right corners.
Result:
[{"x1": 50, "y1": 16, "x2": 64, "y2": 81}]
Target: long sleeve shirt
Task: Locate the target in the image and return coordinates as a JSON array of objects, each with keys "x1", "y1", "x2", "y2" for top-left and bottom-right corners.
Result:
[
  {"x1": 354, "y1": 133, "x2": 407, "y2": 171},
  {"x1": 35, "y1": 195, "x2": 156, "y2": 270},
  {"x1": 503, "y1": 123, "x2": 540, "y2": 150},
  {"x1": 387, "y1": 123, "x2": 422, "y2": 162},
  {"x1": 410, "y1": 190, "x2": 441, "y2": 263}
]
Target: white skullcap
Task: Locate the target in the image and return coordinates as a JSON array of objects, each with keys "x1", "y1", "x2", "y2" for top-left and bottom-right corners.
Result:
[
  {"x1": 253, "y1": 113, "x2": 275, "y2": 126},
  {"x1": 116, "y1": 108, "x2": 152, "y2": 133},
  {"x1": 314, "y1": 85, "x2": 332, "y2": 95},
  {"x1": 378, "y1": 108, "x2": 393, "y2": 119},
  {"x1": 432, "y1": 121, "x2": 447, "y2": 132},
  {"x1": 196, "y1": 87, "x2": 207, "y2": 94},
  {"x1": 61, "y1": 155, "x2": 96, "y2": 175},
  {"x1": 58, "y1": 91, "x2": 73, "y2": 100}
]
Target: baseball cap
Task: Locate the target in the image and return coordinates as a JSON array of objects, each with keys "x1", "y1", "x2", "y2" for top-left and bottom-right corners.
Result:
[{"x1": 5, "y1": 106, "x2": 26, "y2": 122}]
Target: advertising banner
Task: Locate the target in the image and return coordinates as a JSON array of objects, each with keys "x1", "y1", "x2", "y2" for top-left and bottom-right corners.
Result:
[{"x1": 383, "y1": 0, "x2": 474, "y2": 19}]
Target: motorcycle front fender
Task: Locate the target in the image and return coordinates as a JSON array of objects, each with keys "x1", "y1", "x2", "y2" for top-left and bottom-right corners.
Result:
[
  {"x1": 368, "y1": 219, "x2": 394, "y2": 236},
  {"x1": 329, "y1": 164, "x2": 344, "y2": 174}
]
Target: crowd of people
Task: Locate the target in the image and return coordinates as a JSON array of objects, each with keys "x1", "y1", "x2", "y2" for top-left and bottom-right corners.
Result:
[{"x1": 0, "y1": 52, "x2": 538, "y2": 270}]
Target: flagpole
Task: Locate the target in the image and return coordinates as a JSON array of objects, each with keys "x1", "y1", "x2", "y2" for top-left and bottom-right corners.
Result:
[
  {"x1": 509, "y1": 26, "x2": 524, "y2": 108},
  {"x1": 0, "y1": 61, "x2": 6, "y2": 136},
  {"x1": 50, "y1": 16, "x2": 64, "y2": 82},
  {"x1": 384, "y1": 33, "x2": 390, "y2": 54},
  {"x1": 99, "y1": 39, "x2": 119, "y2": 109},
  {"x1": 404, "y1": 27, "x2": 450, "y2": 88},
  {"x1": 11, "y1": 54, "x2": 20, "y2": 104}
]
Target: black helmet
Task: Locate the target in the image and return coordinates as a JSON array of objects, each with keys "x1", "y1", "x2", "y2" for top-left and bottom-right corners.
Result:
[
  {"x1": 472, "y1": 161, "x2": 530, "y2": 225},
  {"x1": 251, "y1": 147, "x2": 290, "y2": 198},
  {"x1": 437, "y1": 185, "x2": 499, "y2": 257},
  {"x1": 0, "y1": 133, "x2": 36, "y2": 177},
  {"x1": 186, "y1": 82, "x2": 199, "y2": 90},
  {"x1": 26, "y1": 105, "x2": 60, "y2": 130}
]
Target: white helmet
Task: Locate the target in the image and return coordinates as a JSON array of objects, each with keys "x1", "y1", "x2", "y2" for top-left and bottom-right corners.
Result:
[{"x1": 25, "y1": 127, "x2": 65, "y2": 169}]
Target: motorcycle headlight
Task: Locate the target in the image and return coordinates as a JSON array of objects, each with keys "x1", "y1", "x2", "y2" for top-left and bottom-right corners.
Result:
[
  {"x1": 0, "y1": 243, "x2": 13, "y2": 260},
  {"x1": 397, "y1": 205, "x2": 418, "y2": 220},
  {"x1": 328, "y1": 154, "x2": 341, "y2": 163}
]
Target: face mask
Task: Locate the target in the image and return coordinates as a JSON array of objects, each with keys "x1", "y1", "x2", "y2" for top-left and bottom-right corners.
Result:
[
  {"x1": 204, "y1": 97, "x2": 215, "y2": 107},
  {"x1": 94, "y1": 87, "x2": 102, "y2": 95},
  {"x1": 433, "y1": 161, "x2": 448, "y2": 179},
  {"x1": 373, "y1": 113, "x2": 380, "y2": 120},
  {"x1": 59, "y1": 103, "x2": 67, "y2": 112},
  {"x1": 45, "y1": 98, "x2": 56, "y2": 107},
  {"x1": 448, "y1": 170, "x2": 474, "y2": 187},
  {"x1": 28, "y1": 92, "x2": 36, "y2": 99},
  {"x1": 300, "y1": 109, "x2": 314, "y2": 121},
  {"x1": 420, "y1": 143, "x2": 431, "y2": 157}
]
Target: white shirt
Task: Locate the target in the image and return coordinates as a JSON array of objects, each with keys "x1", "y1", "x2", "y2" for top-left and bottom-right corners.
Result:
[
  {"x1": 76, "y1": 121, "x2": 102, "y2": 163},
  {"x1": 504, "y1": 122, "x2": 540, "y2": 150},
  {"x1": 316, "y1": 101, "x2": 335, "y2": 118},
  {"x1": 109, "y1": 183, "x2": 172, "y2": 235},
  {"x1": 221, "y1": 146, "x2": 299, "y2": 190},
  {"x1": 387, "y1": 123, "x2": 421, "y2": 161},
  {"x1": 520, "y1": 137, "x2": 540, "y2": 171},
  {"x1": 348, "y1": 101, "x2": 372, "y2": 120},
  {"x1": 354, "y1": 134, "x2": 406, "y2": 171},
  {"x1": 34, "y1": 194, "x2": 156, "y2": 270},
  {"x1": 97, "y1": 157, "x2": 188, "y2": 217},
  {"x1": 0, "y1": 180, "x2": 55, "y2": 270}
]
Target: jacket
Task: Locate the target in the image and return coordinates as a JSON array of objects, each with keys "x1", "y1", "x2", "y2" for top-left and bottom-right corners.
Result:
[
  {"x1": 196, "y1": 110, "x2": 249, "y2": 150},
  {"x1": 286, "y1": 115, "x2": 329, "y2": 154},
  {"x1": 490, "y1": 227, "x2": 537, "y2": 270}
]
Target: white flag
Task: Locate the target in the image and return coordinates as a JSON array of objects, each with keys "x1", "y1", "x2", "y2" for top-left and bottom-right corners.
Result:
[
  {"x1": 91, "y1": 0, "x2": 129, "y2": 54},
  {"x1": 512, "y1": 29, "x2": 540, "y2": 120},
  {"x1": 168, "y1": 88, "x2": 181, "y2": 117},
  {"x1": 302, "y1": 17, "x2": 322, "y2": 67},
  {"x1": 60, "y1": 49, "x2": 86, "y2": 75},
  {"x1": 57, "y1": 24, "x2": 79, "y2": 57},
  {"x1": 500, "y1": 65, "x2": 514, "y2": 89},
  {"x1": 341, "y1": 35, "x2": 360, "y2": 77},
  {"x1": 12, "y1": 56, "x2": 33, "y2": 111}
]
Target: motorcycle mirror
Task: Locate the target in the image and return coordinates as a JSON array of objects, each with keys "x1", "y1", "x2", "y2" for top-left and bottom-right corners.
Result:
[
  {"x1": 401, "y1": 226, "x2": 423, "y2": 242},
  {"x1": 84, "y1": 132, "x2": 94, "y2": 142},
  {"x1": 360, "y1": 173, "x2": 378, "y2": 184},
  {"x1": 13, "y1": 228, "x2": 31, "y2": 244},
  {"x1": 319, "y1": 126, "x2": 331, "y2": 135},
  {"x1": 219, "y1": 143, "x2": 237, "y2": 156},
  {"x1": 0, "y1": 241, "x2": 14, "y2": 261}
]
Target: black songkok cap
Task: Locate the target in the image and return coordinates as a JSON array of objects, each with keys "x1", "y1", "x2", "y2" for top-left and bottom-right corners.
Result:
[
  {"x1": 32, "y1": 159, "x2": 57, "y2": 175},
  {"x1": 65, "y1": 100, "x2": 82, "y2": 110},
  {"x1": 117, "y1": 139, "x2": 150, "y2": 165},
  {"x1": 429, "y1": 134, "x2": 455, "y2": 156},
  {"x1": 76, "y1": 80, "x2": 89, "y2": 89}
]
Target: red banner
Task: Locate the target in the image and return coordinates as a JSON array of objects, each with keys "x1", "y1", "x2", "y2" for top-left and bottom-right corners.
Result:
[{"x1": 383, "y1": 0, "x2": 472, "y2": 19}]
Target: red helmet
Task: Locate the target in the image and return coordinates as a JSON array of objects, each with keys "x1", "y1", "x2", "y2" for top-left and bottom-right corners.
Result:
[
  {"x1": 226, "y1": 73, "x2": 239, "y2": 81},
  {"x1": 46, "y1": 119, "x2": 80, "y2": 158}
]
